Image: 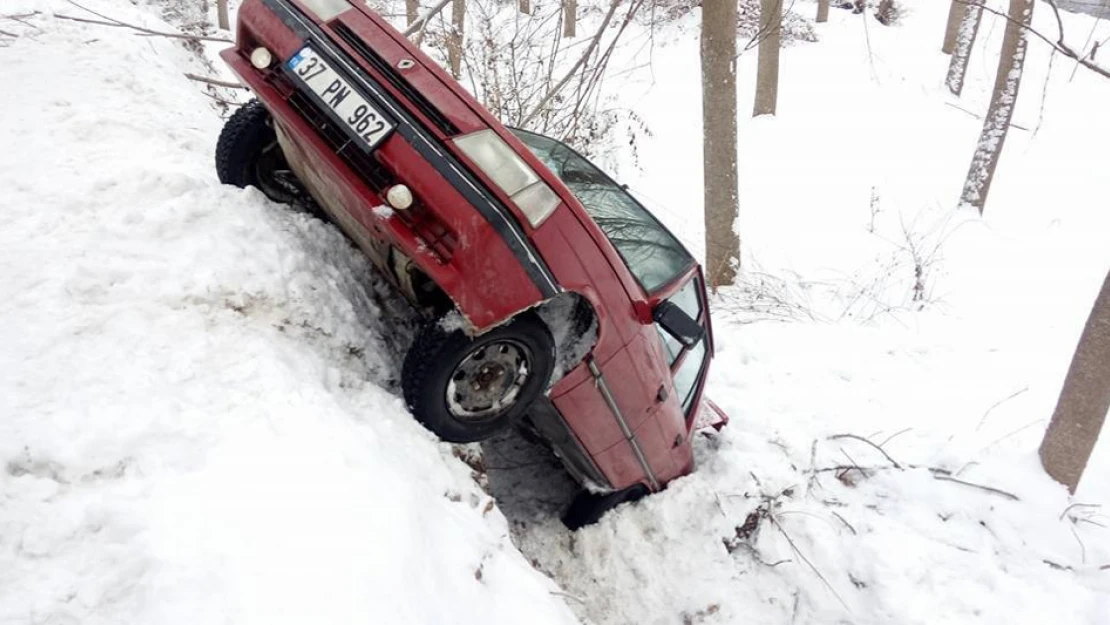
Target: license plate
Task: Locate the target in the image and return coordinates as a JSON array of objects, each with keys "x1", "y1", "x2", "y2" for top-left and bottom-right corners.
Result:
[{"x1": 286, "y1": 46, "x2": 393, "y2": 151}]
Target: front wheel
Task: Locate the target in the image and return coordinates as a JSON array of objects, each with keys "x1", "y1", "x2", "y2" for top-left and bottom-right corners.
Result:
[
  {"x1": 215, "y1": 99, "x2": 307, "y2": 206},
  {"x1": 402, "y1": 314, "x2": 555, "y2": 443}
]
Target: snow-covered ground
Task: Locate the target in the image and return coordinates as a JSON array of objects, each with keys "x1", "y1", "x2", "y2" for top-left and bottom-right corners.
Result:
[
  {"x1": 0, "y1": 2, "x2": 579, "y2": 624},
  {"x1": 2, "y1": 0, "x2": 1109, "y2": 624}
]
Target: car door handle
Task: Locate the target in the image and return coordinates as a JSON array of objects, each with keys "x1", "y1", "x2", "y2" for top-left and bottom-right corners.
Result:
[{"x1": 656, "y1": 385, "x2": 668, "y2": 403}]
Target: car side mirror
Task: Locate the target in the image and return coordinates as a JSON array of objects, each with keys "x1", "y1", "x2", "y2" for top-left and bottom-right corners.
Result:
[{"x1": 653, "y1": 301, "x2": 704, "y2": 348}]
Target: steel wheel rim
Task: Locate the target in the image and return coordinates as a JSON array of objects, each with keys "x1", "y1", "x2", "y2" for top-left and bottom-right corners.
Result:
[
  {"x1": 446, "y1": 339, "x2": 532, "y2": 422},
  {"x1": 253, "y1": 140, "x2": 302, "y2": 203}
]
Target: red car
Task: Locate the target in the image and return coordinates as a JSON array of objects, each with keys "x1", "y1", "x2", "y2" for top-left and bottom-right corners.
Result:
[{"x1": 216, "y1": 0, "x2": 727, "y2": 526}]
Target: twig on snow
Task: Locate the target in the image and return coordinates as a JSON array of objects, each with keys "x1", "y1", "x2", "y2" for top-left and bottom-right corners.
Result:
[
  {"x1": 932, "y1": 474, "x2": 1020, "y2": 501},
  {"x1": 877, "y1": 427, "x2": 912, "y2": 448},
  {"x1": 944, "y1": 101, "x2": 1031, "y2": 131},
  {"x1": 185, "y1": 72, "x2": 246, "y2": 89},
  {"x1": 768, "y1": 514, "x2": 849, "y2": 610},
  {"x1": 829, "y1": 433, "x2": 901, "y2": 468},
  {"x1": 1060, "y1": 502, "x2": 1101, "y2": 522},
  {"x1": 830, "y1": 510, "x2": 857, "y2": 536},
  {"x1": 202, "y1": 90, "x2": 245, "y2": 106},
  {"x1": 550, "y1": 590, "x2": 586, "y2": 604},
  {"x1": 975, "y1": 386, "x2": 1029, "y2": 431},
  {"x1": 0, "y1": 28, "x2": 16, "y2": 37}
]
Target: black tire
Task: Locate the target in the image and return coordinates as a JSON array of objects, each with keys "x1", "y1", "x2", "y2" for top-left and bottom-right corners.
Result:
[
  {"x1": 402, "y1": 314, "x2": 555, "y2": 443},
  {"x1": 562, "y1": 485, "x2": 649, "y2": 530},
  {"x1": 215, "y1": 99, "x2": 307, "y2": 206}
]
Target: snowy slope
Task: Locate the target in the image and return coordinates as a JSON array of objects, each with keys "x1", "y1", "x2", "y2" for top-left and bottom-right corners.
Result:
[{"x1": 0, "y1": 2, "x2": 578, "y2": 624}]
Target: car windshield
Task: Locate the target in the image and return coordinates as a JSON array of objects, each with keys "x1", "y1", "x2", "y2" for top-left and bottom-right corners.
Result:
[{"x1": 510, "y1": 129, "x2": 694, "y2": 293}]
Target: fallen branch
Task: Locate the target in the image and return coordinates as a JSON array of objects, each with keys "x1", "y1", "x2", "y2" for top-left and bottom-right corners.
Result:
[
  {"x1": 932, "y1": 474, "x2": 1020, "y2": 501},
  {"x1": 0, "y1": 28, "x2": 15, "y2": 37},
  {"x1": 185, "y1": 72, "x2": 246, "y2": 89},
  {"x1": 944, "y1": 101, "x2": 1031, "y2": 131},
  {"x1": 976, "y1": 386, "x2": 1029, "y2": 431},
  {"x1": 59, "y1": 0, "x2": 233, "y2": 43},
  {"x1": 769, "y1": 514, "x2": 849, "y2": 610},
  {"x1": 828, "y1": 433, "x2": 901, "y2": 468},
  {"x1": 877, "y1": 427, "x2": 912, "y2": 448},
  {"x1": 202, "y1": 90, "x2": 245, "y2": 106},
  {"x1": 830, "y1": 510, "x2": 857, "y2": 535},
  {"x1": 1059, "y1": 502, "x2": 1101, "y2": 521}
]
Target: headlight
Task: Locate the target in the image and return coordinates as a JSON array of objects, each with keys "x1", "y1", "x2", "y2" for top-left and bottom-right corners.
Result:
[
  {"x1": 454, "y1": 129, "x2": 560, "y2": 227},
  {"x1": 298, "y1": 0, "x2": 352, "y2": 21}
]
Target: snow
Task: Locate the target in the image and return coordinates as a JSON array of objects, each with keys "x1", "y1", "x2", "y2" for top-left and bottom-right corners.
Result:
[{"x1": 3, "y1": 0, "x2": 1110, "y2": 624}]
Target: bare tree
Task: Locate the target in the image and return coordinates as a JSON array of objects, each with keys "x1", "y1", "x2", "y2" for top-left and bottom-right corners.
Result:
[
  {"x1": 701, "y1": 0, "x2": 740, "y2": 287},
  {"x1": 959, "y1": 0, "x2": 1033, "y2": 213},
  {"x1": 1040, "y1": 270, "x2": 1110, "y2": 494},
  {"x1": 406, "y1": 0, "x2": 419, "y2": 25},
  {"x1": 404, "y1": 0, "x2": 452, "y2": 38},
  {"x1": 817, "y1": 0, "x2": 829, "y2": 23},
  {"x1": 942, "y1": 0, "x2": 963, "y2": 53},
  {"x1": 216, "y1": 0, "x2": 229, "y2": 30},
  {"x1": 753, "y1": 0, "x2": 781, "y2": 117},
  {"x1": 521, "y1": 0, "x2": 623, "y2": 126},
  {"x1": 563, "y1": 0, "x2": 576, "y2": 37},
  {"x1": 448, "y1": 0, "x2": 465, "y2": 77},
  {"x1": 945, "y1": 0, "x2": 982, "y2": 96}
]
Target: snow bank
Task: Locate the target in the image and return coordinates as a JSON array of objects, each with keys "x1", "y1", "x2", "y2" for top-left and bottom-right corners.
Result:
[{"x1": 0, "y1": 2, "x2": 577, "y2": 623}]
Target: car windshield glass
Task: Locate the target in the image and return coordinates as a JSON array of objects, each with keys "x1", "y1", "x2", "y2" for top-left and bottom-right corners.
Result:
[{"x1": 510, "y1": 129, "x2": 694, "y2": 293}]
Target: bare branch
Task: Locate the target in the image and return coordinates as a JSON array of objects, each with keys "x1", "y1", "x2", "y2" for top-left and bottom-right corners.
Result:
[
  {"x1": 58, "y1": 1, "x2": 233, "y2": 43},
  {"x1": 185, "y1": 72, "x2": 247, "y2": 89},
  {"x1": 769, "y1": 514, "x2": 849, "y2": 610},
  {"x1": 403, "y1": 0, "x2": 453, "y2": 37},
  {"x1": 932, "y1": 474, "x2": 1020, "y2": 501},
  {"x1": 522, "y1": 0, "x2": 623, "y2": 126},
  {"x1": 1059, "y1": 502, "x2": 1101, "y2": 521},
  {"x1": 828, "y1": 433, "x2": 901, "y2": 468},
  {"x1": 951, "y1": 0, "x2": 1110, "y2": 80},
  {"x1": 976, "y1": 386, "x2": 1029, "y2": 431}
]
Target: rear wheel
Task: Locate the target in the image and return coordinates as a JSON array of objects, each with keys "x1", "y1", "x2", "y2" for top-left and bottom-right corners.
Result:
[
  {"x1": 215, "y1": 99, "x2": 309, "y2": 207},
  {"x1": 402, "y1": 314, "x2": 555, "y2": 443}
]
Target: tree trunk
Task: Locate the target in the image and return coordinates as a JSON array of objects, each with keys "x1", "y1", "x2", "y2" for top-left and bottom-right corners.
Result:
[
  {"x1": 817, "y1": 0, "x2": 829, "y2": 23},
  {"x1": 941, "y1": 0, "x2": 963, "y2": 54},
  {"x1": 753, "y1": 0, "x2": 781, "y2": 117},
  {"x1": 406, "y1": 0, "x2": 419, "y2": 26},
  {"x1": 701, "y1": 0, "x2": 740, "y2": 288},
  {"x1": 1040, "y1": 270, "x2": 1110, "y2": 494},
  {"x1": 216, "y1": 0, "x2": 229, "y2": 30},
  {"x1": 519, "y1": 0, "x2": 530, "y2": 14},
  {"x1": 945, "y1": 1, "x2": 982, "y2": 96},
  {"x1": 959, "y1": 0, "x2": 1033, "y2": 213},
  {"x1": 448, "y1": 0, "x2": 465, "y2": 78},
  {"x1": 563, "y1": 0, "x2": 577, "y2": 38}
]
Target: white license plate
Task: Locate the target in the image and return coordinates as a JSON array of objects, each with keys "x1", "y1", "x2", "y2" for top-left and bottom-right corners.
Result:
[{"x1": 287, "y1": 46, "x2": 393, "y2": 151}]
